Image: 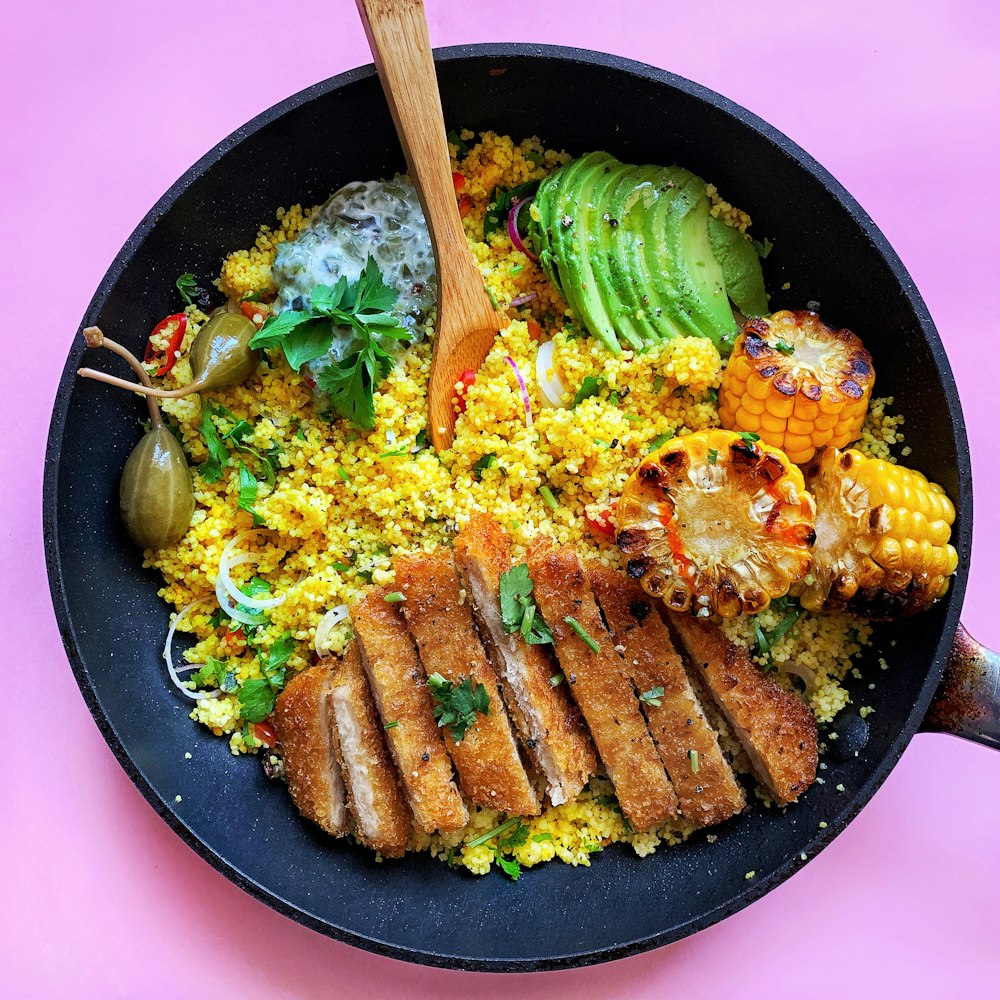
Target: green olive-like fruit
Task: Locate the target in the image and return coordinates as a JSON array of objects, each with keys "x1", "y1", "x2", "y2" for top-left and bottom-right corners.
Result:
[
  {"x1": 188, "y1": 311, "x2": 259, "y2": 391},
  {"x1": 119, "y1": 425, "x2": 195, "y2": 549}
]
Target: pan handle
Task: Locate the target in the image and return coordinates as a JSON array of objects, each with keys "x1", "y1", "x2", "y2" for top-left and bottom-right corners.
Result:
[{"x1": 920, "y1": 622, "x2": 1000, "y2": 749}]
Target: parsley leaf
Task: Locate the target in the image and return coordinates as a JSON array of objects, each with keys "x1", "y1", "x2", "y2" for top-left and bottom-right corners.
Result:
[
  {"x1": 259, "y1": 631, "x2": 295, "y2": 690},
  {"x1": 472, "y1": 453, "x2": 497, "y2": 480},
  {"x1": 237, "y1": 462, "x2": 265, "y2": 526},
  {"x1": 572, "y1": 375, "x2": 606, "y2": 408},
  {"x1": 447, "y1": 129, "x2": 470, "y2": 158},
  {"x1": 499, "y1": 564, "x2": 553, "y2": 645},
  {"x1": 176, "y1": 272, "x2": 202, "y2": 305},
  {"x1": 752, "y1": 236, "x2": 774, "y2": 259},
  {"x1": 198, "y1": 400, "x2": 230, "y2": 483},
  {"x1": 483, "y1": 180, "x2": 540, "y2": 241},
  {"x1": 495, "y1": 854, "x2": 522, "y2": 881},
  {"x1": 639, "y1": 685, "x2": 665, "y2": 708},
  {"x1": 238, "y1": 678, "x2": 276, "y2": 723},
  {"x1": 426, "y1": 673, "x2": 490, "y2": 742}
]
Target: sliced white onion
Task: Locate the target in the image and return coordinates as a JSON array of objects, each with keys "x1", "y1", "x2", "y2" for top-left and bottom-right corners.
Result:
[
  {"x1": 164, "y1": 601, "x2": 219, "y2": 701},
  {"x1": 315, "y1": 604, "x2": 351, "y2": 657},
  {"x1": 215, "y1": 530, "x2": 286, "y2": 612},
  {"x1": 783, "y1": 660, "x2": 817, "y2": 698},
  {"x1": 535, "y1": 339, "x2": 567, "y2": 409}
]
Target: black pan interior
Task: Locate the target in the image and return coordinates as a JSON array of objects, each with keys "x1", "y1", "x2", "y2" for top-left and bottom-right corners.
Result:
[{"x1": 45, "y1": 45, "x2": 971, "y2": 971}]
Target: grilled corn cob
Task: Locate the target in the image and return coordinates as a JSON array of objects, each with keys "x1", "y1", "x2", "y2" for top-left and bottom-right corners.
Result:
[
  {"x1": 798, "y1": 446, "x2": 958, "y2": 618},
  {"x1": 719, "y1": 311, "x2": 875, "y2": 465},
  {"x1": 616, "y1": 429, "x2": 816, "y2": 618}
]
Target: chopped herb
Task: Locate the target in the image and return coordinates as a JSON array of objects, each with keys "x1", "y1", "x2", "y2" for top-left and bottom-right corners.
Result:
[
  {"x1": 495, "y1": 855, "x2": 521, "y2": 881},
  {"x1": 238, "y1": 678, "x2": 276, "y2": 723},
  {"x1": 571, "y1": 375, "x2": 605, "y2": 408},
  {"x1": 445, "y1": 847, "x2": 456, "y2": 866},
  {"x1": 539, "y1": 485, "x2": 559, "y2": 510},
  {"x1": 648, "y1": 431, "x2": 675, "y2": 453},
  {"x1": 208, "y1": 608, "x2": 227, "y2": 629},
  {"x1": 509, "y1": 263, "x2": 524, "y2": 276},
  {"x1": 337, "y1": 467, "x2": 352, "y2": 483},
  {"x1": 466, "y1": 817, "x2": 522, "y2": 848},
  {"x1": 705, "y1": 387, "x2": 719, "y2": 404},
  {"x1": 752, "y1": 236, "x2": 774, "y2": 259},
  {"x1": 174, "y1": 273, "x2": 205, "y2": 306},
  {"x1": 564, "y1": 616, "x2": 600, "y2": 653},
  {"x1": 549, "y1": 672, "x2": 564, "y2": 688},
  {"x1": 483, "y1": 179, "x2": 540, "y2": 241},
  {"x1": 198, "y1": 400, "x2": 230, "y2": 483},
  {"x1": 532, "y1": 833, "x2": 553, "y2": 843},
  {"x1": 258, "y1": 631, "x2": 294, "y2": 690},
  {"x1": 414, "y1": 428, "x2": 431, "y2": 451},
  {"x1": 623, "y1": 413, "x2": 643, "y2": 423},
  {"x1": 499, "y1": 564, "x2": 554, "y2": 645},
  {"x1": 242, "y1": 288, "x2": 270, "y2": 303},
  {"x1": 447, "y1": 129, "x2": 470, "y2": 158},
  {"x1": 472, "y1": 453, "x2": 497, "y2": 480},
  {"x1": 188, "y1": 656, "x2": 229, "y2": 690},
  {"x1": 524, "y1": 150, "x2": 545, "y2": 166},
  {"x1": 653, "y1": 375, "x2": 665, "y2": 392},
  {"x1": 426, "y1": 673, "x2": 490, "y2": 742},
  {"x1": 739, "y1": 431, "x2": 761, "y2": 444},
  {"x1": 237, "y1": 462, "x2": 265, "y2": 527},
  {"x1": 639, "y1": 685, "x2": 665, "y2": 708},
  {"x1": 379, "y1": 448, "x2": 408, "y2": 458},
  {"x1": 752, "y1": 599, "x2": 805, "y2": 666},
  {"x1": 774, "y1": 339, "x2": 796, "y2": 356},
  {"x1": 384, "y1": 592, "x2": 406, "y2": 603},
  {"x1": 331, "y1": 562, "x2": 352, "y2": 573},
  {"x1": 708, "y1": 448, "x2": 719, "y2": 465},
  {"x1": 250, "y1": 257, "x2": 411, "y2": 431},
  {"x1": 296, "y1": 426, "x2": 307, "y2": 441},
  {"x1": 383, "y1": 721, "x2": 400, "y2": 730},
  {"x1": 689, "y1": 749, "x2": 700, "y2": 773}
]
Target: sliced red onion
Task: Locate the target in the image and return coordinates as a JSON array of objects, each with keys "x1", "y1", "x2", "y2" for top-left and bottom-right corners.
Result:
[
  {"x1": 510, "y1": 292, "x2": 538, "y2": 308},
  {"x1": 508, "y1": 198, "x2": 538, "y2": 261},
  {"x1": 164, "y1": 601, "x2": 219, "y2": 701},
  {"x1": 505, "y1": 355, "x2": 533, "y2": 428}
]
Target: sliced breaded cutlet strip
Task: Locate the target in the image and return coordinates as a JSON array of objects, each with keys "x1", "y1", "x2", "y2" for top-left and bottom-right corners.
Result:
[
  {"x1": 329, "y1": 642, "x2": 412, "y2": 858},
  {"x1": 588, "y1": 564, "x2": 745, "y2": 827},
  {"x1": 527, "y1": 539, "x2": 677, "y2": 830},
  {"x1": 395, "y1": 552, "x2": 541, "y2": 817},
  {"x1": 351, "y1": 589, "x2": 468, "y2": 834},
  {"x1": 668, "y1": 614, "x2": 818, "y2": 804},
  {"x1": 454, "y1": 513, "x2": 597, "y2": 806},
  {"x1": 273, "y1": 664, "x2": 349, "y2": 837}
]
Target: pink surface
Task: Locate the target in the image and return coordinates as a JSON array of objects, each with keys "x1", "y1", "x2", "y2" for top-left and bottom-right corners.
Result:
[{"x1": 4, "y1": 1, "x2": 998, "y2": 996}]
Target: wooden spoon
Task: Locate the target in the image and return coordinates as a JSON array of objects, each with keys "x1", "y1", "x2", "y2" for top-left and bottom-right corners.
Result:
[{"x1": 356, "y1": 0, "x2": 502, "y2": 451}]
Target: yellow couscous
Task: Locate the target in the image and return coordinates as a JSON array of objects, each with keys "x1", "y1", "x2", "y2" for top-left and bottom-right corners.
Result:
[{"x1": 143, "y1": 131, "x2": 906, "y2": 875}]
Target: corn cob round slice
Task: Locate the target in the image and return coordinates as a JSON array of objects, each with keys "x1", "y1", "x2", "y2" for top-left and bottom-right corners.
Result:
[
  {"x1": 616, "y1": 429, "x2": 817, "y2": 618},
  {"x1": 719, "y1": 311, "x2": 875, "y2": 466},
  {"x1": 797, "y1": 446, "x2": 959, "y2": 619}
]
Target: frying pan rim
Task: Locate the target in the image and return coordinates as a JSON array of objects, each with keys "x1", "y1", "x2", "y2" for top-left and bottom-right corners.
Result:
[{"x1": 42, "y1": 41, "x2": 973, "y2": 972}]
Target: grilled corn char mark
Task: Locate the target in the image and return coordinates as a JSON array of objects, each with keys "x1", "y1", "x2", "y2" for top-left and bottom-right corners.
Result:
[
  {"x1": 527, "y1": 539, "x2": 678, "y2": 831},
  {"x1": 617, "y1": 428, "x2": 816, "y2": 618},
  {"x1": 588, "y1": 564, "x2": 746, "y2": 827},
  {"x1": 668, "y1": 613, "x2": 818, "y2": 804},
  {"x1": 329, "y1": 642, "x2": 412, "y2": 858},
  {"x1": 351, "y1": 588, "x2": 468, "y2": 833},
  {"x1": 798, "y1": 446, "x2": 959, "y2": 619},
  {"x1": 719, "y1": 311, "x2": 875, "y2": 466},
  {"x1": 272, "y1": 664, "x2": 349, "y2": 837},
  {"x1": 395, "y1": 553, "x2": 541, "y2": 817},
  {"x1": 454, "y1": 513, "x2": 597, "y2": 806}
]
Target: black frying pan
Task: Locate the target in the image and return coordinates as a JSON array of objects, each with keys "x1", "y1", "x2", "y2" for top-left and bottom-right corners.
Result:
[{"x1": 43, "y1": 45, "x2": 999, "y2": 972}]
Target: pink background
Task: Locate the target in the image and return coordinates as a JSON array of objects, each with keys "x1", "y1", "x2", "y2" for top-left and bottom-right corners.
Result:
[{"x1": 4, "y1": 1, "x2": 998, "y2": 996}]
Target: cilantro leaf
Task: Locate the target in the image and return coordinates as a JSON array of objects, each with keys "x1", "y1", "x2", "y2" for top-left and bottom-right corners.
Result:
[
  {"x1": 279, "y1": 319, "x2": 336, "y2": 372},
  {"x1": 176, "y1": 272, "x2": 201, "y2": 305},
  {"x1": 237, "y1": 462, "x2": 265, "y2": 526},
  {"x1": 249, "y1": 309, "x2": 319, "y2": 350},
  {"x1": 188, "y1": 655, "x2": 228, "y2": 690},
  {"x1": 259, "y1": 631, "x2": 294, "y2": 690},
  {"x1": 238, "y1": 678, "x2": 276, "y2": 722},
  {"x1": 752, "y1": 236, "x2": 774, "y2": 259},
  {"x1": 495, "y1": 854, "x2": 521, "y2": 881},
  {"x1": 311, "y1": 277, "x2": 349, "y2": 315},
  {"x1": 354, "y1": 255, "x2": 398, "y2": 314},
  {"x1": 572, "y1": 375, "x2": 606, "y2": 408},
  {"x1": 315, "y1": 345, "x2": 392, "y2": 431},
  {"x1": 198, "y1": 400, "x2": 230, "y2": 483},
  {"x1": 499, "y1": 564, "x2": 553, "y2": 645},
  {"x1": 426, "y1": 673, "x2": 490, "y2": 742}
]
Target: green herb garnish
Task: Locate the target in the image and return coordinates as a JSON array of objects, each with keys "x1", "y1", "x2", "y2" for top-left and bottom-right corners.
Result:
[
  {"x1": 539, "y1": 485, "x2": 559, "y2": 510},
  {"x1": 689, "y1": 749, "x2": 700, "y2": 773},
  {"x1": 238, "y1": 678, "x2": 276, "y2": 723},
  {"x1": 198, "y1": 400, "x2": 230, "y2": 483},
  {"x1": 639, "y1": 685, "x2": 665, "y2": 708},
  {"x1": 532, "y1": 832, "x2": 553, "y2": 843},
  {"x1": 499, "y1": 564, "x2": 554, "y2": 645},
  {"x1": 472, "y1": 453, "x2": 497, "y2": 480},
  {"x1": 384, "y1": 592, "x2": 406, "y2": 604},
  {"x1": 648, "y1": 431, "x2": 675, "y2": 453},
  {"x1": 564, "y1": 616, "x2": 600, "y2": 653},
  {"x1": 426, "y1": 673, "x2": 490, "y2": 743},
  {"x1": 483, "y1": 180, "x2": 540, "y2": 242},
  {"x1": 572, "y1": 375, "x2": 605, "y2": 408},
  {"x1": 237, "y1": 462, "x2": 265, "y2": 527},
  {"x1": 249, "y1": 257, "x2": 411, "y2": 431},
  {"x1": 258, "y1": 631, "x2": 294, "y2": 690},
  {"x1": 549, "y1": 672, "x2": 564, "y2": 688},
  {"x1": 384, "y1": 721, "x2": 400, "y2": 730},
  {"x1": 739, "y1": 431, "x2": 761, "y2": 444},
  {"x1": 447, "y1": 129, "x2": 470, "y2": 158},
  {"x1": 653, "y1": 375, "x2": 665, "y2": 392},
  {"x1": 752, "y1": 598, "x2": 805, "y2": 667},
  {"x1": 752, "y1": 236, "x2": 774, "y2": 259},
  {"x1": 708, "y1": 448, "x2": 719, "y2": 465},
  {"x1": 175, "y1": 272, "x2": 203, "y2": 305},
  {"x1": 774, "y1": 340, "x2": 795, "y2": 356}
]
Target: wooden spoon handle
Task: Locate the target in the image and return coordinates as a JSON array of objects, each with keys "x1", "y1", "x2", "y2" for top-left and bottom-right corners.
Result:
[{"x1": 355, "y1": 0, "x2": 466, "y2": 279}]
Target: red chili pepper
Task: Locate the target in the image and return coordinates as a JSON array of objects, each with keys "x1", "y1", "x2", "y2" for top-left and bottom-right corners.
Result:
[
  {"x1": 452, "y1": 171, "x2": 466, "y2": 192},
  {"x1": 526, "y1": 321, "x2": 543, "y2": 342},
  {"x1": 143, "y1": 313, "x2": 187, "y2": 377},
  {"x1": 455, "y1": 369, "x2": 477, "y2": 413},
  {"x1": 585, "y1": 502, "x2": 618, "y2": 543},
  {"x1": 222, "y1": 627, "x2": 244, "y2": 645},
  {"x1": 241, "y1": 300, "x2": 269, "y2": 327},
  {"x1": 254, "y1": 721, "x2": 277, "y2": 747},
  {"x1": 458, "y1": 194, "x2": 473, "y2": 218}
]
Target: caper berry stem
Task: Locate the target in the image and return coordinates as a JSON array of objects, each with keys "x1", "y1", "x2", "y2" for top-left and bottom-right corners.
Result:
[
  {"x1": 80, "y1": 327, "x2": 162, "y2": 427},
  {"x1": 76, "y1": 366, "x2": 204, "y2": 400}
]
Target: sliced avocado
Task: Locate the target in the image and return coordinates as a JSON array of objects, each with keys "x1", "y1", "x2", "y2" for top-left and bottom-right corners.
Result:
[
  {"x1": 548, "y1": 151, "x2": 623, "y2": 352},
  {"x1": 531, "y1": 168, "x2": 564, "y2": 293},
  {"x1": 707, "y1": 215, "x2": 769, "y2": 317}
]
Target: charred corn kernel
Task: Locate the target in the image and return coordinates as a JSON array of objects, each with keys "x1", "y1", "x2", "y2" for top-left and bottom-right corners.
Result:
[
  {"x1": 616, "y1": 429, "x2": 816, "y2": 618},
  {"x1": 797, "y1": 446, "x2": 959, "y2": 619},
  {"x1": 719, "y1": 311, "x2": 875, "y2": 466}
]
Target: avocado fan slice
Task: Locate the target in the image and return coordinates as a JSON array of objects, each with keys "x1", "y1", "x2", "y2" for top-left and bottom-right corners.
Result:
[{"x1": 707, "y1": 214, "x2": 769, "y2": 318}]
